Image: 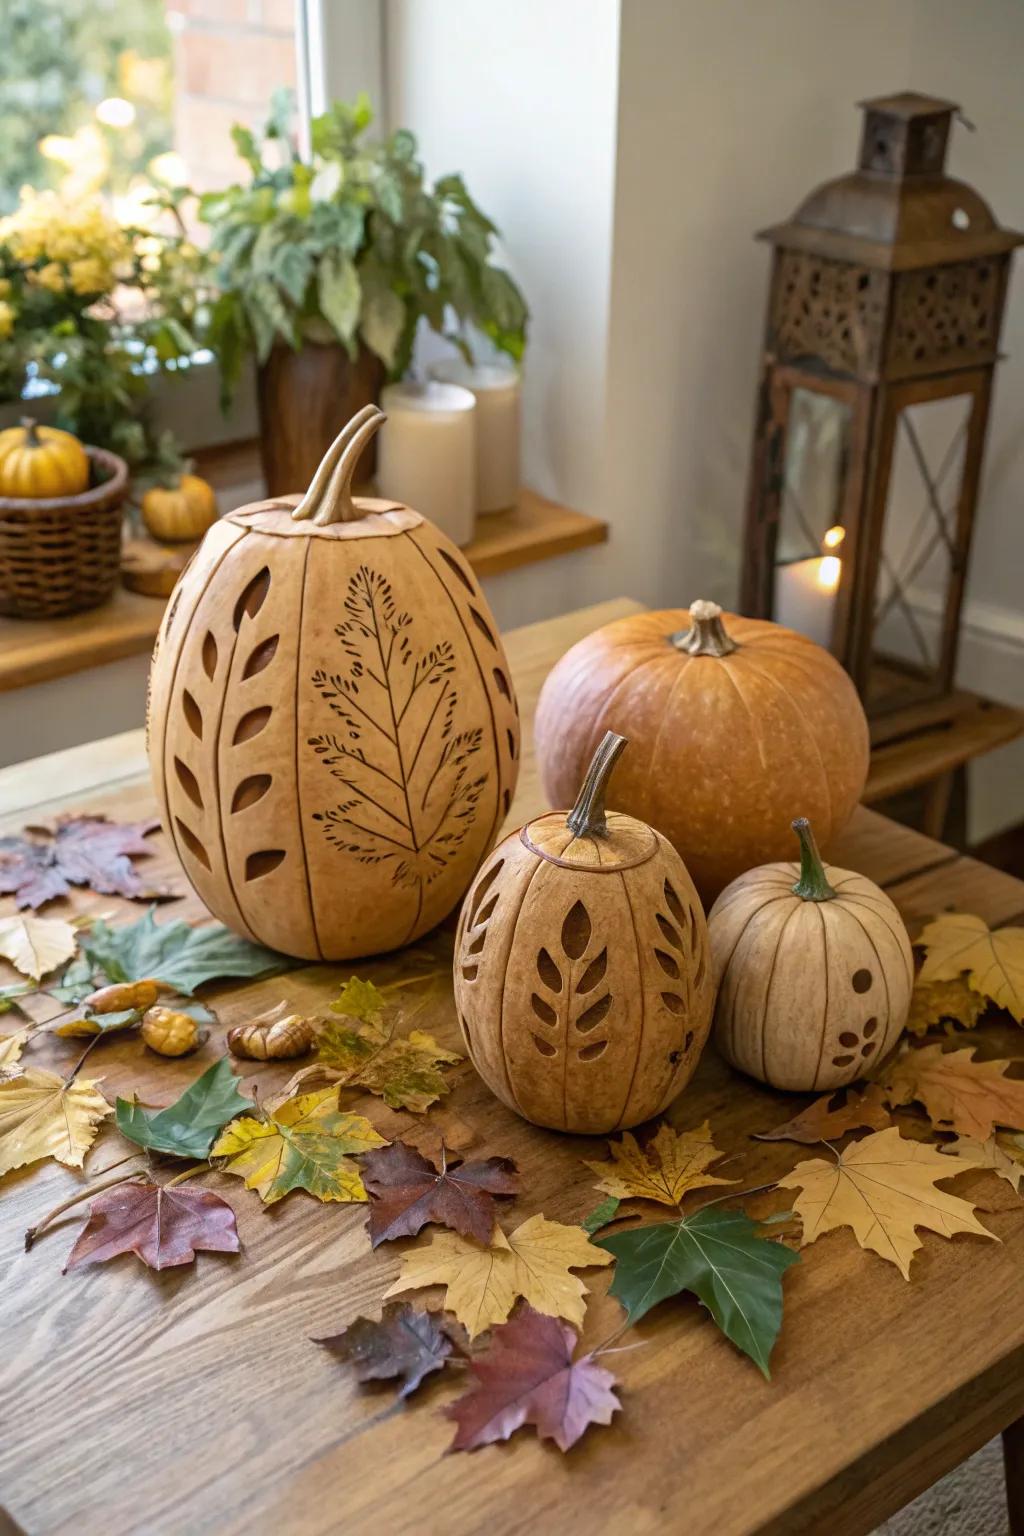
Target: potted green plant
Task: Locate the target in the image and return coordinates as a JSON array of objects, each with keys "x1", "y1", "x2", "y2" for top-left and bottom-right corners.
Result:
[{"x1": 193, "y1": 92, "x2": 529, "y2": 494}]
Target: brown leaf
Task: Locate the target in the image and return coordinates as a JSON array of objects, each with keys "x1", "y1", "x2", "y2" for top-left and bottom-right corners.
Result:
[
  {"x1": 64, "y1": 1181, "x2": 240, "y2": 1271},
  {"x1": 361, "y1": 1139, "x2": 518, "y2": 1247},
  {"x1": 905, "y1": 977, "x2": 987, "y2": 1037},
  {"x1": 315, "y1": 1301, "x2": 461, "y2": 1399},
  {"x1": 882, "y1": 1043, "x2": 1024, "y2": 1138},
  {"x1": 755, "y1": 1083, "x2": 892, "y2": 1144},
  {"x1": 918, "y1": 912, "x2": 1024, "y2": 1022},
  {"x1": 446, "y1": 1305, "x2": 620, "y2": 1453},
  {"x1": 0, "y1": 815, "x2": 168, "y2": 910}
]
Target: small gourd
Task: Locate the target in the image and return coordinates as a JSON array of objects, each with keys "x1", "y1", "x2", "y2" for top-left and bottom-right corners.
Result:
[
  {"x1": 140, "y1": 1006, "x2": 207, "y2": 1057},
  {"x1": 0, "y1": 418, "x2": 89, "y2": 499},
  {"x1": 227, "y1": 1008, "x2": 314, "y2": 1060},
  {"x1": 453, "y1": 731, "x2": 714, "y2": 1133},
  {"x1": 708, "y1": 817, "x2": 914, "y2": 1092},
  {"x1": 142, "y1": 473, "x2": 218, "y2": 543}
]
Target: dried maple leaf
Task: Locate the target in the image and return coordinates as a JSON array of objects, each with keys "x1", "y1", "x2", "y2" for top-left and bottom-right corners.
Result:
[
  {"x1": 777, "y1": 1125, "x2": 994, "y2": 1278},
  {"x1": 0, "y1": 1067, "x2": 112, "y2": 1176},
  {"x1": 0, "y1": 816, "x2": 166, "y2": 910},
  {"x1": 384, "y1": 1214, "x2": 614, "y2": 1338},
  {"x1": 918, "y1": 912, "x2": 1024, "y2": 1022},
  {"x1": 309, "y1": 1014, "x2": 461, "y2": 1114},
  {"x1": 906, "y1": 977, "x2": 987, "y2": 1037},
  {"x1": 64, "y1": 1181, "x2": 240, "y2": 1271},
  {"x1": 315, "y1": 1301, "x2": 460, "y2": 1399},
  {"x1": 755, "y1": 1083, "x2": 892, "y2": 1144},
  {"x1": 447, "y1": 1305, "x2": 620, "y2": 1453},
  {"x1": 0, "y1": 912, "x2": 77, "y2": 980},
  {"x1": 881, "y1": 1043, "x2": 1024, "y2": 1138},
  {"x1": 361, "y1": 1139, "x2": 518, "y2": 1247},
  {"x1": 584, "y1": 1120, "x2": 734, "y2": 1207},
  {"x1": 940, "y1": 1135, "x2": 1024, "y2": 1194},
  {"x1": 0, "y1": 1029, "x2": 29, "y2": 1070},
  {"x1": 212, "y1": 1087, "x2": 386, "y2": 1204}
]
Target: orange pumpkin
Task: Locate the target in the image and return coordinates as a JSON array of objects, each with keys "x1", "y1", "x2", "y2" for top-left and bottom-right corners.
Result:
[
  {"x1": 0, "y1": 418, "x2": 89, "y2": 499},
  {"x1": 142, "y1": 473, "x2": 218, "y2": 543},
  {"x1": 534, "y1": 600, "x2": 868, "y2": 903}
]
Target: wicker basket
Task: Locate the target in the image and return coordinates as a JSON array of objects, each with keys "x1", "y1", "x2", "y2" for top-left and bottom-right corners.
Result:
[{"x1": 0, "y1": 446, "x2": 128, "y2": 619}]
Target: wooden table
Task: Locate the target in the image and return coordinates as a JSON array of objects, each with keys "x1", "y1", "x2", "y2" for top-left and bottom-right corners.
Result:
[{"x1": 4, "y1": 597, "x2": 1024, "y2": 1536}]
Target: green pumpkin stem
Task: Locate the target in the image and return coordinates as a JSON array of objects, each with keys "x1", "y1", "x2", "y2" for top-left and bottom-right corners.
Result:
[
  {"x1": 791, "y1": 817, "x2": 837, "y2": 902},
  {"x1": 291, "y1": 405, "x2": 386, "y2": 526},
  {"x1": 669, "y1": 600, "x2": 738, "y2": 657},
  {"x1": 566, "y1": 731, "x2": 627, "y2": 840}
]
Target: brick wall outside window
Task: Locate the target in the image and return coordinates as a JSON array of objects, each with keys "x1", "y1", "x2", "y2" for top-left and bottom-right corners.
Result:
[{"x1": 165, "y1": 0, "x2": 297, "y2": 192}]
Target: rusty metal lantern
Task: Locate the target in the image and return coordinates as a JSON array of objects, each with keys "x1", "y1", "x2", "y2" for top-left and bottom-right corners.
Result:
[{"x1": 742, "y1": 93, "x2": 1022, "y2": 715}]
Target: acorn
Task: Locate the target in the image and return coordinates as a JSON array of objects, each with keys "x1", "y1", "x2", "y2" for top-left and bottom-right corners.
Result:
[
  {"x1": 227, "y1": 1011, "x2": 315, "y2": 1061},
  {"x1": 141, "y1": 1006, "x2": 207, "y2": 1057}
]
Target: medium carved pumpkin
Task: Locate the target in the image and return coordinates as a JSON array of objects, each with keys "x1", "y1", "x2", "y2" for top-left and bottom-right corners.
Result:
[
  {"x1": 534, "y1": 600, "x2": 869, "y2": 903},
  {"x1": 142, "y1": 473, "x2": 218, "y2": 543},
  {"x1": 453, "y1": 732, "x2": 714, "y2": 1133},
  {"x1": 147, "y1": 405, "x2": 519, "y2": 960},
  {"x1": 708, "y1": 818, "x2": 913, "y2": 1091}
]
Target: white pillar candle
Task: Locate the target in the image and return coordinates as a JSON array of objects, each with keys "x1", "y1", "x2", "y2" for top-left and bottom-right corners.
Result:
[
  {"x1": 428, "y1": 359, "x2": 520, "y2": 513},
  {"x1": 775, "y1": 555, "x2": 840, "y2": 649},
  {"x1": 377, "y1": 381, "x2": 477, "y2": 546}
]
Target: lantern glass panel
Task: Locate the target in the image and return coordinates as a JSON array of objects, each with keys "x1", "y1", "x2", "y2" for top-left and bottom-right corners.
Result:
[
  {"x1": 867, "y1": 394, "x2": 971, "y2": 709},
  {"x1": 772, "y1": 388, "x2": 851, "y2": 649}
]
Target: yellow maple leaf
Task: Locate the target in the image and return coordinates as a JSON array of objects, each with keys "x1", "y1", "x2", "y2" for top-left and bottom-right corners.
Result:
[
  {"x1": 383, "y1": 1214, "x2": 613, "y2": 1337},
  {"x1": 584, "y1": 1120, "x2": 735, "y2": 1207},
  {"x1": 0, "y1": 1067, "x2": 112, "y2": 1176},
  {"x1": 918, "y1": 912, "x2": 1024, "y2": 1022},
  {"x1": 777, "y1": 1125, "x2": 995, "y2": 1278},
  {"x1": 905, "y1": 977, "x2": 987, "y2": 1037},
  {"x1": 0, "y1": 913, "x2": 77, "y2": 981},
  {"x1": 211, "y1": 1087, "x2": 386, "y2": 1205},
  {"x1": 882, "y1": 1043, "x2": 1024, "y2": 1139},
  {"x1": 941, "y1": 1135, "x2": 1024, "y2": 1194},
  {"x1": 0, "y1": 1029, "x2": 29, "y2": 1070}
]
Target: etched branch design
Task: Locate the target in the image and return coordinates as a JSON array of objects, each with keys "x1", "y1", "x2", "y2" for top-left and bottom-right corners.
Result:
[{"x1": 309, "y1": 565, "x2": 486, "y2": 897}]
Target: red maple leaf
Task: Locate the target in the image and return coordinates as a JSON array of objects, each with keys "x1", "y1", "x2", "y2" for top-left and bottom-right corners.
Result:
[
  {"x1": 315, "y1": 1301, "x2": 462, "y2": 1399},
  {"x1": 63, "y1": 1181, "x2": 240, "y2": 1271},
  {"x1": 0, "y1": 815, "x2": 170, "y2": 910},
  {"x1": 446, "y1": 1306, "x2": 621, "y2": 1453},
  {"x1": 361, "y1": 1139, "x2": 518, "y2": 1247}
]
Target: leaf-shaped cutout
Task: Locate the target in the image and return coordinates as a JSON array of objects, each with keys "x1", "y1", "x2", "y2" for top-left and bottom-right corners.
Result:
[
  {"x1": 661, "y1": 993, "x2": 686, "y2": 1016},
  {"x1": 492, "y1": 667, "x2": 511, "y2": 700},
  {"x1": 175, "y1": 818, "x2": 210, "y2": 870},
  {"x1": 578, "y1": 1041, "x2": 608, "y2": 1062},
  {"x1": 656, "y1": 914, "x2": 682, "y2": 951},
  {"x1": 576, "y1": 995, "x2": 611, "y2": 1033},
  {"x1": 533, "y1": 1035, "x2": 557, "y2": 1057},
  {"x1": 437, "y1": 546, "x2": 476, "y2": 595},
  {"x1": 694, "y1": 950, "x2": 706, "y2": 989},
  {"x1": 202, "y1": 631, "x2": 218, "y2": 679},
  {"x1": 242, "y1": 635, "x2": 279, "y2": 679},
  {"x1": 233, "y1": 566, "x2": 270, "y2": 629},
  {"x1": 577, "y1": 950, "x2": 607, "y2": 995},
  {"x1": 663, "y1": 880, "x2": 685, "y2": 926},
  {"x1": 561, "y1": 901, "x2": 591, "y2": 960},
  {"x1": 502, "y1": 788, "x2": 511, "y2": 816},
  {"x1": 531, "y1": 994, "x2": 558, "y2": 1027},
  {"x1": 474, "y1": 893, "x2": 499, "y2": 929},
  {"x1": 467, "y1": 931, "x2": 486, "y2": 956},
  {"x1": 245, "y1": 850, "x2": 285, "y2": 881},
  {"x1": 233, "y1": 706, "x2": 272, "y2": 744},
  {"x1": 468, "y1": 606, "x2": 496, "y2": 647},
  {"x1": 469, "y1": 861, "x2": 503, "y2": 924},
  {"x1": 537, "y1": 948, "x2": 562, "y2": 993},
  {"x1": 507, "y1": 729, "x2": 517, "y2": 761},
  {"x1": 174, "y1": 757, "x2": 203, "y2": 809},
  {"x1": 461, "y1": 964, "x2": 479, "y2": 982},
  {"x1": 654, "y1": 948, "x2": 680, "y2": 979},
  {"x1": 182, "y1": 690, "x2": 203, "y2": 740},
  {"x1": 232, "y1": 774, "x2": 272, "y2": 812}
]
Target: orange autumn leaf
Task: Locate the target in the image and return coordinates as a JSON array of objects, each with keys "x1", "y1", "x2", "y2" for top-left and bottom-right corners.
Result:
[
  {"x1": 755, "y1": 1083, "x2": 892, "y2": 1144},
  {"x1": 918, "y1": 913, "x2": 1024, "y2": 1022},
  {"x1": 882, "y1": 1044, "x2": 1024, "y2": 1139},
  {"x1": 584, "y1": 1121, "x2": 734, "y2": 1206}
]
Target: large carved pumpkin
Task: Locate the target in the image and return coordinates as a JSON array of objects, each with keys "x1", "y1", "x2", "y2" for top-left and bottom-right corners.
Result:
[
  {"x1": 534, "y1": 600, "x2": 868, "y2": 903},
  {"x1": 147, "y1": 406, "x2": 519, "y2": 960},
  {"x1": 453, "y1": 732, "x2": 714, "y2": 1133}
]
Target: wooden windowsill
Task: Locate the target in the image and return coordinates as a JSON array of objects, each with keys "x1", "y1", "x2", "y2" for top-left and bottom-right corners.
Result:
[{"x1": 0, "y1": 454, "x2": 607, "y2": 694}]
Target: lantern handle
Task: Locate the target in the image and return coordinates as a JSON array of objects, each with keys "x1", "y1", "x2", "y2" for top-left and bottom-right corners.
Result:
[
  {"x1": 291, "y1": 405, "x2": 386, "y2": 526},
  {"x1": 669, "y1": 600, "x2": 738, "y2": 657},
  {"x1": 566, "y1": 731, "x2": 627, "y2": 840}
]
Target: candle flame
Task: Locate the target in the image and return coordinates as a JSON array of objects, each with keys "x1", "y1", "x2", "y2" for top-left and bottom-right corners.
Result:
[
  {"x1": 822, "y1": 525, "x2": 845, "y2": 550},
  {"x1": 817, "y1": 554, "x2": 841, "y2": 592}
]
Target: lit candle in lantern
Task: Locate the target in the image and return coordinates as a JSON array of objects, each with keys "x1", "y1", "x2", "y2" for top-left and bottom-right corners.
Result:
[{"x1": 775, "y1": 526, "x2": 844, "y2": 648}]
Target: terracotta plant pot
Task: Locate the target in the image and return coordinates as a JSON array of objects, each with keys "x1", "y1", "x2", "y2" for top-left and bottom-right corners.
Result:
[{"x1": 256, "y1": 340, "x2": 385, "y2": 497}]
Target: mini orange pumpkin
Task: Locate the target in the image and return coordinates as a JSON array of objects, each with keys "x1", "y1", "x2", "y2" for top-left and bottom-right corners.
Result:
[
  {"x1": 535, "y1": 600, "x2": 869, "y2": 903},
  {"x1": 0, "y1": 418, "x2": 89, "y2": 499},
  {"x1": 453, "y1": 732, "x2": 714, "y2": 1133},
  {"x1": 142, "y1": 473, "x2": 218, "y2": 543}
]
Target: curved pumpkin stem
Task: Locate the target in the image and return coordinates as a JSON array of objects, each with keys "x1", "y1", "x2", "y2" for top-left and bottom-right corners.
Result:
[
  {"x1": 19, "y1": 417, "x2": 42, "y2": 448},
  {"x1": 566, "y1": 731, "x2": 627, "y2": 839},
  {"x1": 791, "y1": 817, "x2": 837, "y2": 902},
  {"x1": 669, "y1": 600, "x2": 738, "y2": 657},
  {"x1": 291, "y1": 405, "x2": 386, "y2": 526}
]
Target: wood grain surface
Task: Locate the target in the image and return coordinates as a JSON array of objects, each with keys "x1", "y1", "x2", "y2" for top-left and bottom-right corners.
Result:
[{"x1": 2, "y1": 597, "x2": 1024, "y2": 1536}]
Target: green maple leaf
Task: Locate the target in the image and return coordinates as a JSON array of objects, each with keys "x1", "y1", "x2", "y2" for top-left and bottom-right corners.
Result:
[
  {"x1": 332, "y1": 976, "x2": 387, "y2": 1022},
  {"x1": 116, "y1": 1058, "x2": 252, "y2": 1160},
  {"x1": 71, "y1": 909, "x2": 284, "y2": 997},
  {"x1": 596, "y1": 1208, "x2": 799, "y2": 1377}
]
